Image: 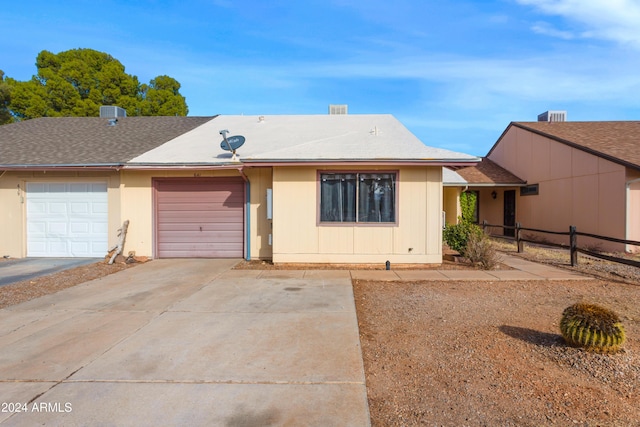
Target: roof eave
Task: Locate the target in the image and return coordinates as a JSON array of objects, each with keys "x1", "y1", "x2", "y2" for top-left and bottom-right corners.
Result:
[
  {"x1": 240, "y1": 158, "x2": 480, "y2": 167},
  {"x1": 123, "y1": 163, "x2": 243, "y2": 170},
  {"x1": 0, "y1": 164, "x2": 123, "y2": 171}
]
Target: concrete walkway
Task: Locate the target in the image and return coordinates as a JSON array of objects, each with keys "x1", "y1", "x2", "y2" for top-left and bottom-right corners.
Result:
[
  {"x1": 0, "y1": 260, "x2": 369, "y2": 426},
  {"x1": 350, "y1": 254, "x2": 592, "y2": 281}
]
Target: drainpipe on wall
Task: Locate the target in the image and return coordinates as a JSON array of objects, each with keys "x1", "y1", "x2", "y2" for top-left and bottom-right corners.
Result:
[
  {"x1": 236, "y1": 168, "x2": 251, "y2": 261},
  {"x1": 626, "y1": 177, "x2": 640, "y2": 252}
]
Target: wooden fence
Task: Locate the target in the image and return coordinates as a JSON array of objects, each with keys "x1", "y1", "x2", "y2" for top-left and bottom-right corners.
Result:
[{"x1": 481, "y1": 221, "x2": 640, "y2": 268}]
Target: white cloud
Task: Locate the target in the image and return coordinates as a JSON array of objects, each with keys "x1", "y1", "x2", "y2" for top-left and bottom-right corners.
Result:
[
  {"x1": 516, "y1": 0, "x2": 640, "y2": 47},
  {"x1": 531, "y1": 22, "x2": 575, "y2": 39}
]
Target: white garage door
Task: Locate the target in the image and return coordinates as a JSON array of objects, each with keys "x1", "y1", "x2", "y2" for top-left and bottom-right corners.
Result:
[{"x1": 26, "y1": 182, "x2": 108, "y2": 257}]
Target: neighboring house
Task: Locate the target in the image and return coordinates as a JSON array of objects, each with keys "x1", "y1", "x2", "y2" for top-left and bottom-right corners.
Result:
[
  {"x1": 443, "y1": 160, "x2": 525, "y2": 228},
  {"x1": 0, "y1": 111, "x2": 479, "y2": 263},
  {"x1": 456, "y1": 114, "x2": 640, "y2": 253}
]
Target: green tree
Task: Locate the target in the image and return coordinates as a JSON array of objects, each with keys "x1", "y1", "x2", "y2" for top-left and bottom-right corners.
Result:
[
  {"x1": 138, "y1": 75, "x2": 188, "y2": 116},
  {"x1": 0, "y1": 70, "x2": 13, "y2": 124},
  {"x1": 6, "y1": 49, "x2": 188, "y2": 120}
]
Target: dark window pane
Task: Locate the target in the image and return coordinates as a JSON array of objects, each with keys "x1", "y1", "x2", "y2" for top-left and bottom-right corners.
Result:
[
  {"x1": 358, "y1": 173, "x2": 395, "y2": 223},
  {"x1": 320, "y1": 174, "x2": 356, "y2": 222}
]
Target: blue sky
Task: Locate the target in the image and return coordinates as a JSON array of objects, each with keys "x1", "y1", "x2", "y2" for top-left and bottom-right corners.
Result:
[{"x1": 2, "y1": 0, "x2": 640, "y2": 156}]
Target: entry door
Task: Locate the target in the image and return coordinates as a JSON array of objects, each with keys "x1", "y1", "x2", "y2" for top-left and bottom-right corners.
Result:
[{"x1": 503, "y1": 190, "x2": 516, "y2": 237}]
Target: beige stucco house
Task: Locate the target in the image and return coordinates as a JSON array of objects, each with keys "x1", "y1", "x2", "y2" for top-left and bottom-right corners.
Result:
[
  {"x1": 0, "y1": 112, "x2": 478, "y2": 264},
  {"x1": 455, "y1": 116, "x2": 640, "y2": 253}
]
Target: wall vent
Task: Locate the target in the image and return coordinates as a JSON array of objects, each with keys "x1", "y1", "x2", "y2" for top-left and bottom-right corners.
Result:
[
  {"x1": 100, "y1": 106, "x2": 127, "y2": 118},
  {"x1": 538, "y1": 110, "x2": 566, "y2": 122},
  {"x1": 329, "y1": 104, "x2": 348, "y2": 115}
]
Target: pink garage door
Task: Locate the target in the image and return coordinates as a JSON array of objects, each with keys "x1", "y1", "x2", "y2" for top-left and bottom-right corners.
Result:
[{"x1": 154, "y1": 178, "x2": 245, "y2": 258}]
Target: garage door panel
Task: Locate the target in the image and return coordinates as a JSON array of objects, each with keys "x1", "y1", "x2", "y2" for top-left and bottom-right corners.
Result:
[
  {"x1": 158, "y1": 230, "x2": 244, "y2": 242},
  {"x1": 158, "y1": 222, "x2": 244, "y2": 231},
  {"x1": 158, "y1": 246, "x2": 244, "y2": 258},
  {"x1": 26, "y1": 182, "x2": 108, "y2": 257},
  {"x1": 157, "y1": 202, "x2": 243, "y2": 211},
  {"x1": 155, "y1": 178, "x2": 244, "y2": 258},
  {"x1": 49, "y1": 203, "x2": 68, "y2": 214},
  {"x1": 49, "y1": 222, "x2": 68, "y2": 235},
  {"x1": 158, "y1": 211, "x2": 243, "y2": 222},
  {"x1": 71, "y1": 241, "x2": 90, "y2": 254}
]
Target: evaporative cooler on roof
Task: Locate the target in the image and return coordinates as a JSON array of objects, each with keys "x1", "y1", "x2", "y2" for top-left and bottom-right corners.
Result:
[
  {"x1": 537, "y1": 110, "x2": 566, "y2": 122},
  {"x1": 329, "y1": 104, "x2": 348, "y2": 115}
]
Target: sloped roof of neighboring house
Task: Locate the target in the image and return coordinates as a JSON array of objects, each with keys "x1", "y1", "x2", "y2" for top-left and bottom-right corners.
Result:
[
  {"x1": 493, "y1": 121, "x2": 640, "y2": 171},
  {"x1": 442, "y1": 167, "x2": 467, "y2": 185},
  {"x1": 0, "y1": 114, "x2": 479, "y2": 169},
  {"x1": 129, "y1": 114, "x2": 479, "y2": 166},
  {"x1": 454, "y1": 158, "x2": 526, "y2": 186},
  {"x1": 0, "y1": 116, "x2": 216, "y2": 167}
]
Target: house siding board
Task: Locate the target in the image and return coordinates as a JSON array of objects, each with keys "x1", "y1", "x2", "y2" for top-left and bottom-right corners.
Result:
[
  {"x1": 272, "y1": 165, "x2": 439, "y2": 264},
  {"x1": 245, "y1": 167, "x2": 273, "y2": 260},
  {"x1": 154, "y1": 178, "x2": 244, "y2": 258}
]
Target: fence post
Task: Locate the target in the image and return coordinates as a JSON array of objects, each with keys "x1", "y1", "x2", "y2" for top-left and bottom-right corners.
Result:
[
  {"x1": 516, "y1": 222, "x2": 523, "y2": 253},
  {"x1": 570, "y1": 225, "x2": 577, "y2": 266}
]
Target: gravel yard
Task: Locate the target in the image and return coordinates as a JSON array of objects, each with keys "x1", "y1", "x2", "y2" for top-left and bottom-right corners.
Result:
[{"x1": 354, "y1": 278, "x2": 639, "y2": 426}]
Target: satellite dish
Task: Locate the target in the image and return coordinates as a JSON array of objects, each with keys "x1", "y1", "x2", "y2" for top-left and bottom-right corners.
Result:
[
  {"x1": 219, "y1": 130, "x2": 245, "y2": 161},
  {"x1": 219, "y1": 135, "x2": 245, "y2": 151}
]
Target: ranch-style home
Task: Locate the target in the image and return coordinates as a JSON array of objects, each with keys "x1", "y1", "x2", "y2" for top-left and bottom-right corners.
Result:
[
  {"x1": 0, "y1": 110, "x2": 479, "y2": 264},
  {"x1": 452, "y1": 112, "x2": 640, "y2": 253}
]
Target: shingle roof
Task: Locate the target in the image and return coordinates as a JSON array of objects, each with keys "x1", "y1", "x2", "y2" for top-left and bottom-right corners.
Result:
[
  {"x1": 505, "y1": 121, "x2": 640, "y2": 170},
  {"x1": 0, "y1": 116, "x2": 216, "y2": 166},
  {"x1": 455, "y1": 158, "x2": 526, "y2": 185}
]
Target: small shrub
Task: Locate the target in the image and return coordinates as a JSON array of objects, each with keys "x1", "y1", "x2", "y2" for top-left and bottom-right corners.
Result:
[
  {"x1": 464, "y1": 232, "x2": 501, "y2": 270},
  {"x1": 443, "y1": 220, "x2": 483, "y2": 253},
  {"x1": 560, "y1": 302, "x2": 626, "y2": 353}
]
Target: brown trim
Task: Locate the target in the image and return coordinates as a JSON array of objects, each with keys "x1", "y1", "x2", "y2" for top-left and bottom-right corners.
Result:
[
  {"x1": 316, "y1": 169, "x2": 400, "y2": 227},
  {"x1": 242, "y1": 160, "x2": 478, "y2": 167}
]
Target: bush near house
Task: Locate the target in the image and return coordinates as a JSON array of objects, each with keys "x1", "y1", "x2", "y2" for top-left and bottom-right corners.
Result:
[{"x1": 443, "y1": 191, "x2": 499, "y2": 269}]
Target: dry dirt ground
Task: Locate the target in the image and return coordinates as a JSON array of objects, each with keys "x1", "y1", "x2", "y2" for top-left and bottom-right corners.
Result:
[
  {"x1": 1, "y1": 250, "x2": 639, "y2": 426},
  {"x1": 354, "y1": 279, "x2": 639, "y2": 427}
]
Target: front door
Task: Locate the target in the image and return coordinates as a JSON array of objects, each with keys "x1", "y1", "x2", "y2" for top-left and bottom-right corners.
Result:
[{"x1": 503, "y1": 190, "x2": 516, "y2": 237}]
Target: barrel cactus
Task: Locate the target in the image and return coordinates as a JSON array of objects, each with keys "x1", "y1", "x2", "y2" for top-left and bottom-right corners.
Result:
[{"x1": 560, "y1": 302, "x2": 626, "y2": 353}]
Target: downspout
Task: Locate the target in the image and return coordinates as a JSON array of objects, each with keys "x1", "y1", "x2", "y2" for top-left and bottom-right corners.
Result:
[
  {"x1": 236, "y1": 168, "x2": 251, "y2": 261},
  {"x1": 626, "y1": 177, "x2": 640, "y2": 252}
]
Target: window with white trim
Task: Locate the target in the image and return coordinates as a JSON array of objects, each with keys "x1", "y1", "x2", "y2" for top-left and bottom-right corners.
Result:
[{"x1": 320, "y1": 172, "x2": 396, "y2": 223}]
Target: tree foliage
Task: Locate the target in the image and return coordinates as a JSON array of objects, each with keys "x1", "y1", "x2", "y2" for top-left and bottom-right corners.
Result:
[
  {"x1": 3, "y1": 49, "x2": 188, "y2": 121},
  {"x1": 0, "y1": 70, "x2": 12, "y2": 125}
]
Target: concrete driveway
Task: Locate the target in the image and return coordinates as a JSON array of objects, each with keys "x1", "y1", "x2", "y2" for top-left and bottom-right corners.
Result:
[{"x1": 0, "y1": 259, "x2": 369, "y2": 426}]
